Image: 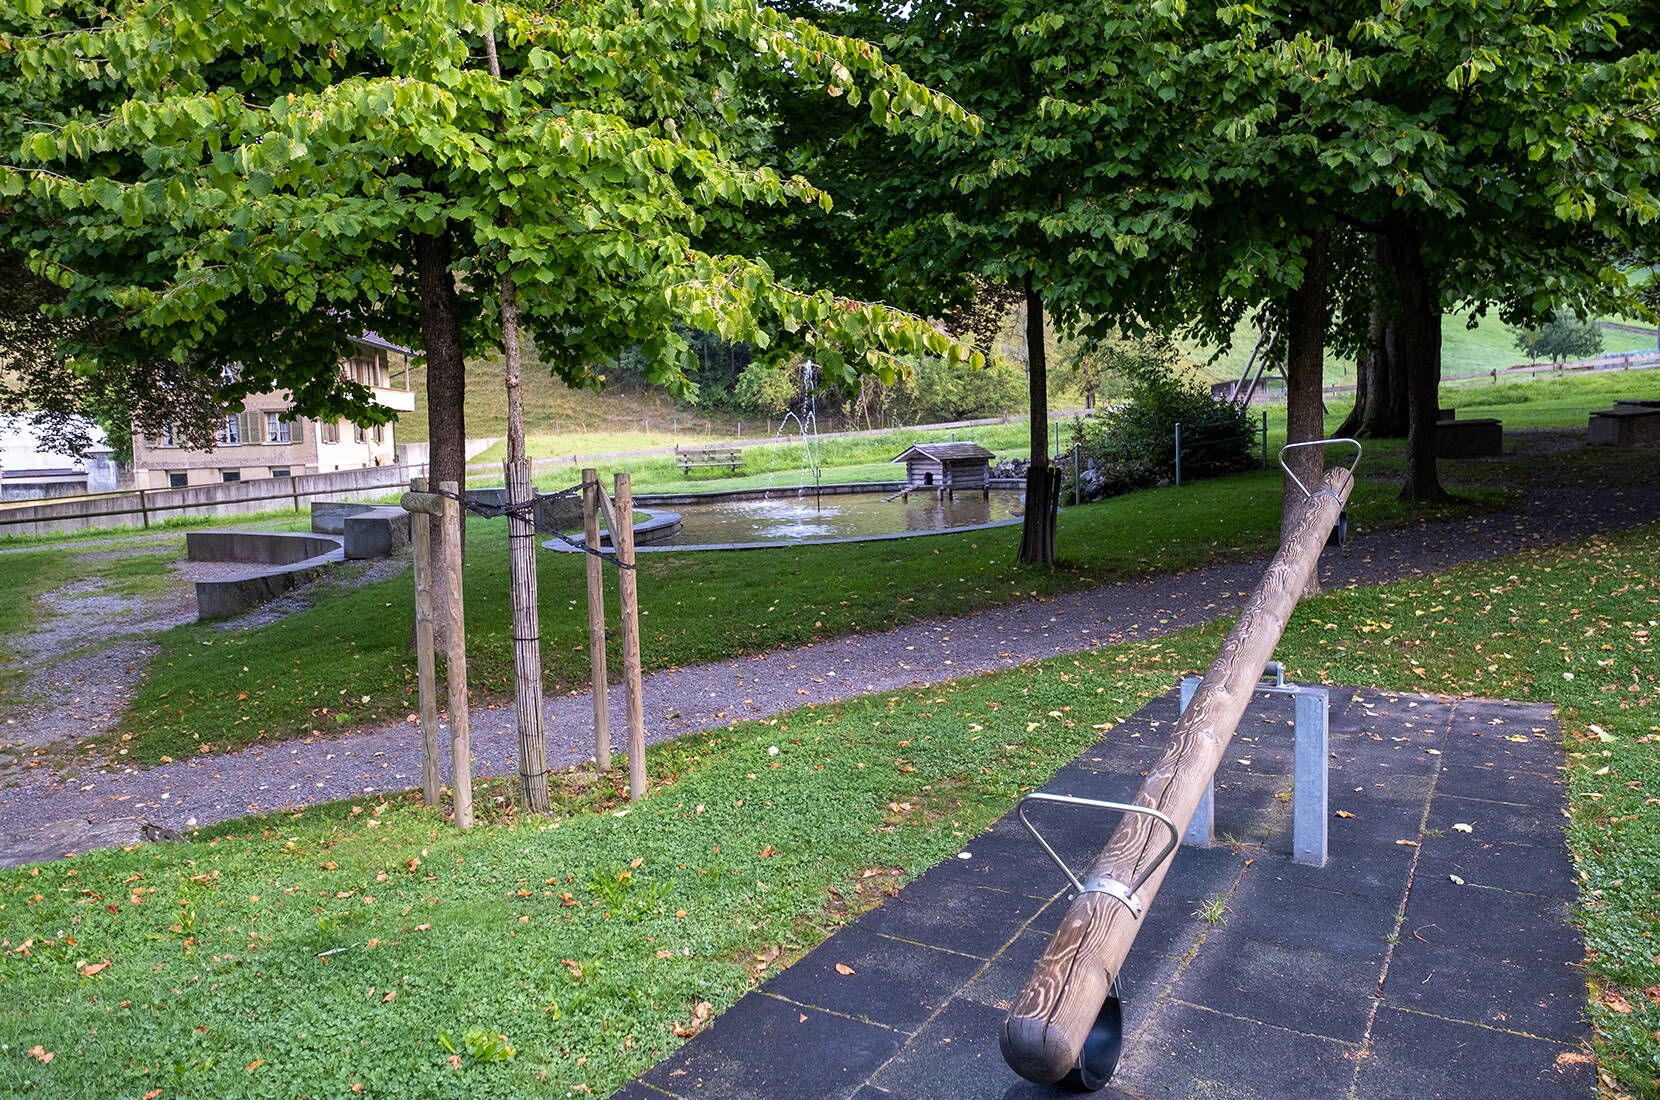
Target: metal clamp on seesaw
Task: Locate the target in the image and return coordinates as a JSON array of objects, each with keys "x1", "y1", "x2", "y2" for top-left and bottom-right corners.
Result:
[
  {"x1": 1015, "y1": 793, "x2": 1180, "y2": 920},
  {"x1": 1278, "y1": 437, "x2": 1362, "y2": 500}
]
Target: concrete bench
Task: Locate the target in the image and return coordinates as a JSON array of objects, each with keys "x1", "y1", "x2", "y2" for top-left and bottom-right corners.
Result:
[
  {"x1": 186, "y1": 530, "x2": 344, "y2": 620},
  {"x1": 1589, "y1": 403, "x2": 1660, "y2": 447},
  {"x1": 1436, "y1": 416, "x2": 1502, "y2": 458},
  {"x1": 343, "y1": 505, "x2": 411, "y2": 559}
]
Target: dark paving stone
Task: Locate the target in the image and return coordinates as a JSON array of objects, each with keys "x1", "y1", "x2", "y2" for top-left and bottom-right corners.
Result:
[
  {"x1": 609, "y1": 1083, "x2": 675, "y2": 1099},
  {"x1": 1209, "y1": 771, "x2": 1293, "y2": 844},
  {"x1": 1176, "y1": 927, "x2": 1384, "y2": 1041},
  {"x1": 1040, "y1": 761, "x2": 1149, "y2": 803},
  {"x1": 1434, "y1": 763, "x2": 1566, "y2": 806},
  {"x1": 1223, "y1": 876, "x2": 1401, "y2": 959},
  {"x1": 1382, "y1": 937, "x2": 1586, "y2": 1042},
  {"x1": 1260, "y1": 825, "x2": 1420, "y2": 901},
  {"x1": 850, "y1": 1089, "x2": 897, "y2": 1100},
  {"x1": 916, "y1": 822, "x2": 1066, "y2": 901},
  {"x1": 1111, "y1": 999, "x2": 1358, "y2": 1099},
  {"x1": 1025, "y1": 885, "x2": 1209, "y2": 967},
  {"x1": 1444, "y1": 728, "x2": 1565, "y2": 772},
  {"x1": 640, "y1": 992, "x2": 901, "y2": 1100},
  {"x1": 869, "y1": 996, "x2": 1141, "y2": 1100},
  {"x1": 1426, "y1": 794, "x2": 1568, "y2": 849},
  {"x1": 1401, "y1": 878, "x2": 1580, "y2": 965},
  {"x1": 762, "y1": 925, "x2": 986, "y2": 1033},
  {"x1": 1416, "y1": 834, "x2": 1577, "y2": 899},
  {"x1": 867, "y1": 996, "x2": 1023, "y2": 1100},
  {"x1": 857, "y1": 879, "x2": 1049, "y2": 959},
  {"x1": 1353, "y1": 1005, "x2": 1593, "y2": 1100},
  {"x1": 960, "y1": 928, "x2": 1182, "y2": 1040}
]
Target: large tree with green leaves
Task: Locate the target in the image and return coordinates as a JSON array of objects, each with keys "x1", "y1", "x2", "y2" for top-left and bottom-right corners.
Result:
[
  {"x1": 0, "y1": 0, "x2": 980, "y2": 493},
  {"x1": 792, "y1": 0, "x2": 1656, "y2": 543}
]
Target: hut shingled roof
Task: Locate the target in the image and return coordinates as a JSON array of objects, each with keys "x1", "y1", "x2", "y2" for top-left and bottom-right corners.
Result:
[{"x1": 891, "y1": 441, "x2": 996, "y2": 463}]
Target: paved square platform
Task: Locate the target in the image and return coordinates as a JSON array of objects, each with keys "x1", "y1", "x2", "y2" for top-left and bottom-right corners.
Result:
[{"x1": 622, "y1": 687, "x2": 1589, "y2": 1100}]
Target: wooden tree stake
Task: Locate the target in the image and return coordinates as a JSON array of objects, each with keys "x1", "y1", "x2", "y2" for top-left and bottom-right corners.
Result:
[
  {"x1": 440, "y1": 479, "x2": 474, "y2": 828},
  {"x1": 582, "y1": 468, "x2": 613, "y2": 771},
  {"x1": 613, "y1": 472, "x2": 647, "y2": 801},
  {"x1": 409, "y1": 477, "x2": 441, "y2": 806}
]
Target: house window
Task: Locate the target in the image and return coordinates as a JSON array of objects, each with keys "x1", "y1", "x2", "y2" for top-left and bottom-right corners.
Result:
[
  {"x1": 221, "y1": 470, "x2": 241, "y2": 483},
  {"x1": 168, "y1": 472, "x2": 188, "y2": 488},
  {"x1": 320, "y1": 420, "x2": 339, "y2": 445},
  {"x1": 216, "y1": 415, "x2": 241, "y2": 445},
  {"x1": 272, "y1": 467, "x2": 291, "y2": 478},
  {"x1": 265, "y1": 412, "x2": 292, "y2": 444},
  {"x1": 373, "y1": 423, "x2": 384, "y2": 444},
  {"x1": 161, "y1": 424, "x2": 177, "y2": 447},
  {"x1": 353, "y1": 424, "x2": 366, "y2": 444}
]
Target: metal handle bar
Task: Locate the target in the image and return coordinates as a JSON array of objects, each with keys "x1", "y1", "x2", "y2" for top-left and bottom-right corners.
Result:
[
  {"x1": 1278, "y1": 437, "x2": 1362, "y2": 499},
  {"x1": 1015, "y1": 793, "x2": 1180, "y2": 920}
]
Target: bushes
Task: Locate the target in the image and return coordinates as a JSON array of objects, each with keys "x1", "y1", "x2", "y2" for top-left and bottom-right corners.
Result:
[{"x1": 1063, "y1": 356, "x2": 1258, "y2": 503}]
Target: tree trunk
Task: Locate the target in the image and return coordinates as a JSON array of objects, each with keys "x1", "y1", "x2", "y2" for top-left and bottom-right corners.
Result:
[
  {"x1": 1282, "y1": 226, "x2": 1331, "y2": 596},
  {"x1": 1336, "y1": 248, "x2": 1410, "y2": 439},
  {"x1": 1017, "y1": 273, "x2": 1057, "y2": 566},
  {"x1": 1384, "y1": 213, "x2": 1449, "y2": 502},
  {"x1": 413, "y1": 229, "x2": 467, "y2": 648},
  {"x1": 414, "y1": 230, "x2": 467, "y2": 501}
]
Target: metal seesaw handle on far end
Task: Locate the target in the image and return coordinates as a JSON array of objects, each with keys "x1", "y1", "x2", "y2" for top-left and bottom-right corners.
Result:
[
  {"x1": 1015, "y1": 793, "x2": 1180, "y2": 920},
  {"x1": 1278, "y1": 437, "x2": 1362, "y2": 500}
]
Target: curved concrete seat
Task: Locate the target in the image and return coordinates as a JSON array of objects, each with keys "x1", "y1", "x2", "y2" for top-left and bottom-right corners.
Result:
[{"x1": 185, "y1": 530, "x2": 345, "y2": 620}]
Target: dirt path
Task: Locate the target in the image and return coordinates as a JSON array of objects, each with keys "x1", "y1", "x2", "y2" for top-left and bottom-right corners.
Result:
[{"x1": 2, "y1": 478, "x2": 1654, "y2": 850}]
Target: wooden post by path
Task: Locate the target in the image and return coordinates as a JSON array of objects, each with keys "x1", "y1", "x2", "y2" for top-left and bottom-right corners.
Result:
[
  {"x1": 439, "y1": 479, "x2": 474, "y2": 828},
  {"x1": 1001, "y1": 463, "x2": 1354, "y2": 1085},
  {"x1": 582, "y1": 468, "x2": 612, "y2": 771},
  {"x1": 409, "y1": 477, "x2": 441, "y2": 806},
  {"x1": 613, "y1": 472, "x2": 647, "y2": 801}
]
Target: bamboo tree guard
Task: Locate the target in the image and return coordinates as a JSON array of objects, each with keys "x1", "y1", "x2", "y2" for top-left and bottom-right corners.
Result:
[
  {"x1": 582, "y1": 468, "x2": 613, "y2": 771},
  {"x1": 613, "y1": 472, "x2": 649, "y2": 801},
  {"x1": 400, "y1": 479, "x2": 475, "y2": 828},
  {"x1": 409, "y1": 477, "x2": 440, "y2": 807},
  {"x1": 1001, "y1": 457, "x2": 1355, "y2": 1087},
  {"x1": 505, "y1": 455, "x2": 550, "y2": 811}
]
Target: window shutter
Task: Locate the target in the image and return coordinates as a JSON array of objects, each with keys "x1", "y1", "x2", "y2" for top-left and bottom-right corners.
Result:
[
  {"x1": 241, "y1": 410, "x2": 261, "y2": 444},
  {"x1": 287, "y1": 416, "x2": 304, "y2": 445}
]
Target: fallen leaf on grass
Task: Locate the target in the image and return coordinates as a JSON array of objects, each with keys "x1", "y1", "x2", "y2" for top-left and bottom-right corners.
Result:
[
  {"x1": 245, "y1": 1059, "x2": 264, "y2": 1072},
  {"x1": 26, "y1": 1046, "x2": 52, "y2": 1064},
  {"x1": 80, "y1": 958, "x2": 111, "y2": 976},
  {"x1": 144, "y1": 1090, "x2": 163, "y2": 1099},
  {"x1": 834, "y1": 963, "x2": 856, "y2": 976}
]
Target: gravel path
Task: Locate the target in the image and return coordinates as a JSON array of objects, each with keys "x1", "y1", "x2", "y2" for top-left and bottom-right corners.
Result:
[{"x1": 2, "y1": 477, "x2": 1652, "y2": 849}]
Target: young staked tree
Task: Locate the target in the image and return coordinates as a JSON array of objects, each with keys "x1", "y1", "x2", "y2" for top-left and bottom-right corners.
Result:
[{"x1": 2, "y1": 0, "x2": 980, "y2": 802}]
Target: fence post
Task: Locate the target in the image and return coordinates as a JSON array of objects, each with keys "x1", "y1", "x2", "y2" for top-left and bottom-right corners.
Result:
[
  {"x1": 614, "y1": 472, "x2": 648, "y2": 801},
  {"x1": 582, "y1": 468, "x2": 612, "y2": 772},
  {"x1": 138, "y1": 488, "x2": 150, "y2": 529},
  {"x1": 1261, "y1": 410, "x2": 1269, "y2": 468},
  {"x1": 1174, "y1": 422, "x2": 1182, "y2": 487},
  {"x1": 1072, "y1": 443, "x2": 1080, "y2": 507}
]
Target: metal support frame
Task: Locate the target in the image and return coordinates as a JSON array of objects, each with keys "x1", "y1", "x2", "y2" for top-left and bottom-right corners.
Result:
[{"x1": 1179, "y1": 662, "x2": 1329, "y2": 867}]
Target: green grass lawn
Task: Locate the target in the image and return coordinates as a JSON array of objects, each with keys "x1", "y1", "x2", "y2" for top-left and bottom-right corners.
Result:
[
  {"x1": 108, "y1": 465, "x2": 1500, "y2": 765},
  {"x1": 5, "y1": 523, "x2": 1654, "y2": 1097}
]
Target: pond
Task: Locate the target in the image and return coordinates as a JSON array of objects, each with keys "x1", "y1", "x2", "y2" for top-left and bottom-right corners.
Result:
[{"x1": 658, "y1": 489, "x2": 1025, "y2": 548}]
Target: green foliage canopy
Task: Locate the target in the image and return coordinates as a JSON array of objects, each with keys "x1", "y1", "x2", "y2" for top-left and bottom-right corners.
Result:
[{"x1": 0, "y1": 0, "x2": 982, "y2": 432}]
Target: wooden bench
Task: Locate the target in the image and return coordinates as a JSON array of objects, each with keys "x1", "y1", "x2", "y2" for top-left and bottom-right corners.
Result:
[{"x1": 675, "y1": 445, "x2": 743, "y2": 475}]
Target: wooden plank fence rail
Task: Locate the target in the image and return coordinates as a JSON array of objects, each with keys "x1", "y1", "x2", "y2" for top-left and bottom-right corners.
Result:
[{"x1": 1000, "y1": 460, "x2": 1355, "y2": 1087}]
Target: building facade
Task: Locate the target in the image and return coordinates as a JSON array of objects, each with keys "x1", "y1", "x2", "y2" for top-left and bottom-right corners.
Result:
[{"x1": 132, "y1": 335, "x2": 418, "y2": 489}]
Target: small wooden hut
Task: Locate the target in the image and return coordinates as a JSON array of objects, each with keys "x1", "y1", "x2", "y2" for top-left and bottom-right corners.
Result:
[{"x1": 891, "y1": 441, "x2": 995, "y2": 500}]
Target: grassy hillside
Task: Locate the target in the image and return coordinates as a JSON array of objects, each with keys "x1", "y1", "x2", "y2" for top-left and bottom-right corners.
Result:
[{"x1": 393, "y1": 352, "x2": 746, "y2": 446}]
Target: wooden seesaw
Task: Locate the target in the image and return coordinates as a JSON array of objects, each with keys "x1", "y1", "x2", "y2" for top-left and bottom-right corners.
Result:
[{"x1": 1000, "y1": 440, "x2": 1359, "y2": 1090}]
